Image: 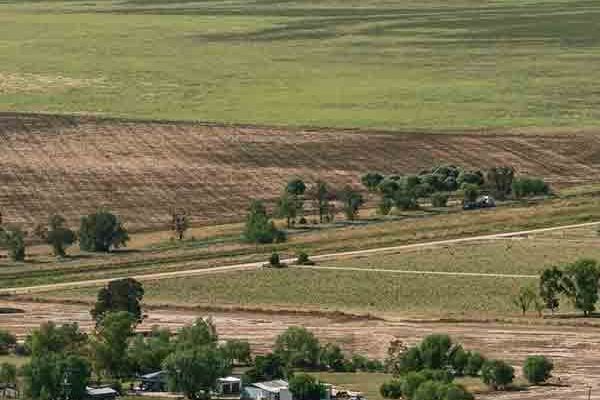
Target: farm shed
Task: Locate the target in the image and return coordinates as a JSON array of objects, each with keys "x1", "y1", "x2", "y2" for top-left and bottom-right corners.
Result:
[
  {"x1": 85, "y1": 386, "x2": 118, "y2": 400},
  {"x1": 217, "y1": 376, "x2": 242, "y2": 395},
  {"x1": 139, "y1": 371, "x2": 168, "y2": 392}
]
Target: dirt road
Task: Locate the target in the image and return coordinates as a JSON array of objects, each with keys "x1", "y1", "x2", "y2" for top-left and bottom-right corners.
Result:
[
  {"x1": 2, "y1": 221, "x2": 597, "y2": 296},
  {"x1": 1, "y1": 299, "x2": 599, "y2": 400}
]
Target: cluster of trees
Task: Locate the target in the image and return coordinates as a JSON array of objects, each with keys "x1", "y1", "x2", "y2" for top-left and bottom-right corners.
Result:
[
  {"x1": 244, "y1": 326, "x2": 383, "y2": 383},
  {"x1": 537, "y1": 259, "x2": 600, "y2": 316},
  {"x1": 274, "y1": 179, "x2": 365, "y2": 227},
  {"x1": 380, "y1": 334, "x2": 553, "y2": 399},
  {"x1": 0, "y1": 210, "x2": 129, "y2": 262},
  {"x1": 247, "y1": 178, "x2": 366, "y2": 244},
  {"x1": 361, "y1": 165, "x2": 550, "y2": 215}
]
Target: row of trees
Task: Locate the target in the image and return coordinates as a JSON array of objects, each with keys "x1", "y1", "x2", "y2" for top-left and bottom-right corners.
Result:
[
  {"x1": 380, "y1": 334, "x2": 553, "y2": 400},
  {"x1": 0, "y1": 211, "x2": 129, "y2": 261},
  {"x1": 361, "y1": 165, "x2": 550, "y2": 215}
]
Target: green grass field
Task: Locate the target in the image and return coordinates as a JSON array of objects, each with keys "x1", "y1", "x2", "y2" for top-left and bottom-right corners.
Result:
[
  {"x1": 1, "y1": 0, "x2": 600, "y2": 130},
  {"x1": 48, "y1": 229, "x2": 600, "y2": 317}
]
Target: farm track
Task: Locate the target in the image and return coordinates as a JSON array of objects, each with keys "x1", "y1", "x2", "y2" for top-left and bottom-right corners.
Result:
[
  {"x1": 2, "y1": 112, "x2": 600, "y2": 230},
  {"x1": 2, "y1": 221, "x2": 598, "y2": 295}
]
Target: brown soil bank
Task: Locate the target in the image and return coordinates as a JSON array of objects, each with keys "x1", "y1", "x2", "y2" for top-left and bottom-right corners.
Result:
[{"x1": 2, "y1": 112, "x2": 600, "y2": 230}]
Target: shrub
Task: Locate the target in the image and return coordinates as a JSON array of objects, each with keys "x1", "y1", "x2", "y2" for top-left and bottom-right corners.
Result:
[
  {"x1": 512, "y1": 177, "x2": 549, "y2": 199},
  {"x1": 481, "y1": 360, "x2": 514, "y2": 390},
  {"x1": 431, "y1": 193, "x2": 449, "y2": 207},
  {"x1": 523, "y1": 355, "x2": 553, "y2": 384},
  {"x1": 450, "y1": 346, "x2": 469, "y2": 376},
  {"x1": 457, "y1": 170, "x2": 484, "y2": 187},
  {"x1": 296, "y1": 251, "x2": 315, "y2": 265},
  {"x1": 378, "y1": 197, "x2": 393, "y2": 216},
  {"x1": 380, "y1": 380, "x2": 403, "y2": 399},
  {"x1": 267, "y1": 253, "x2": 285, "y2": 268}
]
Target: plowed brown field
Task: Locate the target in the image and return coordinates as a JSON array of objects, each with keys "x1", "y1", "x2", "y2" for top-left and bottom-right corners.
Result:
[{"x1": 2, "y1": 112, "x2": 600, "y2": 230}]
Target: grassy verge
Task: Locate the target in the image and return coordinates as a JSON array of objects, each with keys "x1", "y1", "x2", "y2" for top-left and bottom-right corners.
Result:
[{"x1": 3, "y1": 195, "x2": 600, "y2": 289}]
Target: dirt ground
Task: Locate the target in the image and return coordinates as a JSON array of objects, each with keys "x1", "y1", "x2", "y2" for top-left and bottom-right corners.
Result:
[
  {"x1": 2, "y1": 300, "x2": 599, "y2": 399},
  {"x1": 2, "y1": 112, "x2": 600, "y2": 230}
]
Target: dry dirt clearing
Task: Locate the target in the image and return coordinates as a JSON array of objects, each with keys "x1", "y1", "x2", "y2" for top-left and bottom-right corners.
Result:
[
  {"x1": 1, "y1": 300, "x2": 599, "y2": 400},
  {"x1": 2, "y1": 112, "x2": 600, "y2": 230}
]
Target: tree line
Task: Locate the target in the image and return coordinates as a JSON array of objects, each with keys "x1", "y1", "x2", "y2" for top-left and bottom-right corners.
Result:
[{"x1": 380, "y1": 334, "x2": 553, "y2": 400}]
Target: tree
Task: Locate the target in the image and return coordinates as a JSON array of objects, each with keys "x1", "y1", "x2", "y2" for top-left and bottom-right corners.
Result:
[
  {"x1": 23, "y1": 354, "x2": 90, "y2": 400},
  {"x1": 431, "y1": 193, "x2": 449, "y2": 208},
  {"x1": 0, "y1": 226, "x2": 25, "y2": 261},
  {"x1": 243, "y1": 200, "x2": 285, "y2": 244},
  {"x1": 174, "y1": 318, "x2": 218, "y2": 351},
  {"x1": 339, "y1": 186, "x2": 364, "y2": 221},
  {"x1": 172, "y1": 212, "x2": 190, "y2": 241},
  {"x1": 222, "y1": 339, "x2": 251, "y2": 366},
  {"x1": 35, "y1": 214, "x2": 77, "y2": 257},
  {"x1": 91, "y1": 311, "x2": 136, "y2": 379},
  {"x1": 413, "y1": 380, "x2": 443, "y2": 400},
  {"x1": 275, "y1": 192, "x2": 298, "y2": 228},
  {"x1": 0, "y1": 331, "x2": 16, "y2": 355},
  {"x1": 393, "y1": 189, "x2": 419, "y2": 211},
  {"x1": 561, "y1": 259, "x2": 600, "y2": 316},
  {"x1": 523, "y1": 356, "x2": 553, "y2": 385},
  {"x1": 481, "y1": 360, "x2": 514, "y2": 390},
  {"x1": 79, "y1": 210, "x2": 129, "y2": 252},
  {"x1": 286, "y1": 179, "x2": 306, "y2": 220},
  {"x1": 512, "y1": 177, "x2": 549, "y2": 199},
  {"x1": 461, "y1": 184, "x2": 479, "y2": 204},
  {"x1": 540, "y1": 267, "x2": 563, "y2": 314},
  {"x1": 26, "y1": 322, "x2": 87, "y2": 357},
  {"x1": 288, "y1": 374, "x2": 324, "y2": 400},
  {"x1": 308, "y1": 181, "x2": 332, "y2": 223},
  {"x1": 513, "y1": 286, "x2": 536, "y2": 315},
  {"x1": 91, "y1": 278, "x2": 144, "y2": 323},
  {"x1": 380, "y1": 379, "x2": 403, "y2": 399},
  {"x1": 450, "y1": 346, "x2": 469, "y2": 376},
  {"x1": 398, "y1": 347, "x2": 422, "y2": 374},
  {"x1": 486, "y1": 167, "x2": 514, "y2": 200},
  {"x1": 419, "y1": 334, "x2": 453, "y2": 370},
  {"x1": 0, "y1": 362, "x2": 17, "y2": 390},
  {"x1": 464, "y1": 352, "x2": 485, "y2": 377},
  {"x1": 400, "y1": 372, "x2": 427, "y2": 400},
  {"x1": 128, "y1": 327, "x2": 174, "y2": 374},
  {"x1": 286, "y1": 179, "x2": 307, "y2": 197},
  {"x1": 243, "y1": 353, "x2": 285, "y2": 383},
  {"x1": 361, "y1": 173, "x2": 385, "y2": 192},
  {"x1": 274, "y1": 326, "x2": 320, "y2": 370},
  {"x1": 163, "y1": 346, "x2": 231, "y2": 400},
  {"x1": 319, "y1": 343, "x2": 346, "y2": 372}
]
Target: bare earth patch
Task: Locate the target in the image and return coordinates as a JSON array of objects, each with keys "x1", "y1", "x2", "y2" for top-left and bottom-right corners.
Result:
[{"x1": 0, "y1": 73, "x2": 103, "y2": 94}]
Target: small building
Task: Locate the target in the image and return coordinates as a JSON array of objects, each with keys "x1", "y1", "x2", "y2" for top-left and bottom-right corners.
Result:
[
  {"x1": 217, "y1": 376, "x2": 242, "y2": 395},
  {"x1": 243, "y1": 380, "x2": 292, "y2": 400},
  {"x1": 86, "y1": 386, "x2": 119, "y2": 400},
  {"x1": 139, "y1": 371, "x2": 168, "y2": 392}
]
